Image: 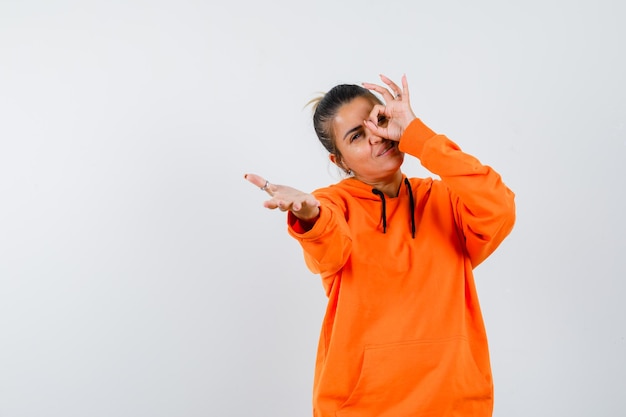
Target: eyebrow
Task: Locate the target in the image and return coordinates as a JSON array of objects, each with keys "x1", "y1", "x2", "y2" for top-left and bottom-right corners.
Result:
[{"x1": 342, "y1": 125, "x2": 362, "y2": 142}]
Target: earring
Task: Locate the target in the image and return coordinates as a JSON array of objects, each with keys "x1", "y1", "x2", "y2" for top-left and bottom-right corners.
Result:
[{"x1": 346, "y1": 168, "x2": 352, "y2": 175}]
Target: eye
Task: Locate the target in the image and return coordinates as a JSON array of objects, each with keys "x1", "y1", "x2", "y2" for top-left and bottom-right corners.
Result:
[
  {"x1": 377, "y1": 115, "x2": 388, "y2": 127},
  {"x1": 350, "y1": 131, "x2": 363, "y2": 142}
]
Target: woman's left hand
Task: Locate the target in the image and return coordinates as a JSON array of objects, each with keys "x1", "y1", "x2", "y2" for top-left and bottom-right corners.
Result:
[{"x1": 362, "y1": 74, "x2": 417, "y2": 141}]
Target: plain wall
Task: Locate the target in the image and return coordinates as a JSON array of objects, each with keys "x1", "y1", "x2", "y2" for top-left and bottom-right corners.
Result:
[{"x1": 1, "y1": 0, "x2": 625, "y2": 416}]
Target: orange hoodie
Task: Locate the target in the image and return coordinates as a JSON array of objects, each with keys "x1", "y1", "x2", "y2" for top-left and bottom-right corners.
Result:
[{"x1": 287, "y1": 118, "x2": 516, "y2": 417}]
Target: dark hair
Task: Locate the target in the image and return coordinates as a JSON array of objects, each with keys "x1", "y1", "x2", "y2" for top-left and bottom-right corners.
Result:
[{"x1": 309, "y1": 84, "x2": 382, "y2": 159}]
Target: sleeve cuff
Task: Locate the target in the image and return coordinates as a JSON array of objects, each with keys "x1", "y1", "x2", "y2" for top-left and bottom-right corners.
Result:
[
  {"x1": 288, "y1": 205, "x2": 331, "y2": 239},
  {"x1": 398, "y1": 118, "x2": 437, "y2": 159}
]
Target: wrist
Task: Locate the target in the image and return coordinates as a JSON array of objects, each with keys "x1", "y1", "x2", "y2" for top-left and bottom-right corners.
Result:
[
  {"x1": 290, "y1": 208, "x2": 320, "y2": 232},
  {"x1": 298, "y1": 207, "x2": 320, "y2": 224}
]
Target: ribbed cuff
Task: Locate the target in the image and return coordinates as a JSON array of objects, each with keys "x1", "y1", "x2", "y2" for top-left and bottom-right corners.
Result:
[{"x1": 398, "y1": 118, "x2": 437, "y2": 159}]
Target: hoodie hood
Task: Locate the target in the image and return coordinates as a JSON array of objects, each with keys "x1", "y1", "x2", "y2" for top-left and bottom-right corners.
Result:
[{"x1": 319, "y1": 175, "x2": 416, "y2": 238}]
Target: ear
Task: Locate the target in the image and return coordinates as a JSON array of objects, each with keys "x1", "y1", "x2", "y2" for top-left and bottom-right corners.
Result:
[
  {"x1": 329, "y1": 154, "x2": 351, "y2": 174},
  {"x1": 329, "y1": 153, "x2": 345, "y2": 169}
]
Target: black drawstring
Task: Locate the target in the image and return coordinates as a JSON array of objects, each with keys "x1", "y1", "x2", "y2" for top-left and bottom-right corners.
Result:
[
  {"x1": 404, "y1": 177, "x2": 416, "y2": 239},
  {"x1": 372, "y1": 179, "x2": 415, "y2": 238},
  {"x1": 371, "y1": 188, "x2": 387, "y2": 233}
]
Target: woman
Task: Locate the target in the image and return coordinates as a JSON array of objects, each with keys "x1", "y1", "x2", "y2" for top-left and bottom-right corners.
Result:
[{"x1": 245, "y1": 74, "x2": 515, "y2": 417}]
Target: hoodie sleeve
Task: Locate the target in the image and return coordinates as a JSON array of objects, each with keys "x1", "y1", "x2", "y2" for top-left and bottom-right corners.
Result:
[
  {"x1": 287, "y1": 199, "x2": 352, "y2": 293},
  {"x1": 399, "y1": 119, "x2": 516, "y2": 267}
]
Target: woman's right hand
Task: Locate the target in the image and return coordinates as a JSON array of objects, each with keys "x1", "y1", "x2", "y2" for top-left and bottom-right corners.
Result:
[{"x1": 244, "y1": 173, "x2": 320, "y2": 221}]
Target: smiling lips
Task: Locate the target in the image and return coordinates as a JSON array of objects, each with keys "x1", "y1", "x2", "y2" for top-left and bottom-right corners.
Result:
[{"x1": 377, "y1": 141, "x2": 397, "y2": 157}]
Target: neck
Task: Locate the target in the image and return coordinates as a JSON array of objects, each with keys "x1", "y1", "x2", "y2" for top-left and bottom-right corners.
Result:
[{"x1": 362, "y1": 171, "x2": 404, "y2": 197}]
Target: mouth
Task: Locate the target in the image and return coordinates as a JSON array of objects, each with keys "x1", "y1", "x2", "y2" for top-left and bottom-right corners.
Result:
[{"x1": 377, "y1": 141, "x2": 397, "y2": 157}]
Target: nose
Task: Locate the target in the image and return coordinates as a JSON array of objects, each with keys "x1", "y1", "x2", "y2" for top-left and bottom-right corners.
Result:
[{"x1": 366, "y1": 129, "x2": 382, "y2": 145}]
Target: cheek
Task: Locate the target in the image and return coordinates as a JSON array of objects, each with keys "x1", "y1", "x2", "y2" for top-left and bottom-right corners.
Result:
[
  {"x1": 347, "y1": 144, "x2": 370, "y2": 159},
  {"x1": 341, "y1": 149, "x2": 367, "y2": 168}
]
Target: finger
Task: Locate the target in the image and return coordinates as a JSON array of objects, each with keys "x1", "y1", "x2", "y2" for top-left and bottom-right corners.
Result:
[
  {"x1": 400, "y1": 74, "x2": 410, "y2": 102},
  {"x1": 244, "y1": 173, "x2": 266, "y2": 188},
  {"x1": 364, "y1": 115, "x2": 388, "y2": 140},
  {"x1": 379, "y1": 74, "x2": 403, "y2": 100},
  {"x1": 364, "y1": 119, "x2": 387, "y2": 138},
  {"x1": 244, "y1": 173, "x2": 275, "y2": 196},
  {"x1": 276, "y1": 200, "x2": 289, "y2": 212},
  {"x1": 263, "y1": 200, "x2": 280, "y2": 210},
  {"x1": 362, "y1": 81, "x2": 395, "y2": 102},
  {"x1": 366, "y1": 103, "x2": 387, "y2": 125}
]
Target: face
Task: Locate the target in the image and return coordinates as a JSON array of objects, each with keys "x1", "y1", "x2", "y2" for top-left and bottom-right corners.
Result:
[{"x1": 330, "y1": 96, "x2": 404, "y2": 183}]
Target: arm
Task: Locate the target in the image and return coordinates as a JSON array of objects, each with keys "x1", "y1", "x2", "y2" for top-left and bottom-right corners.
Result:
[
  {"x1": 287, "y1": 199, "x2": 353, "y2": 278},
  {"x1": 244, "y1": 173, "x2": 352, "y2": 291},
  {"x1": 400, "y1": 119, "x2": 516, "y2": 267},
  {"x1": 361, "y1": 74, "x2": 515, "y2": 266}
]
